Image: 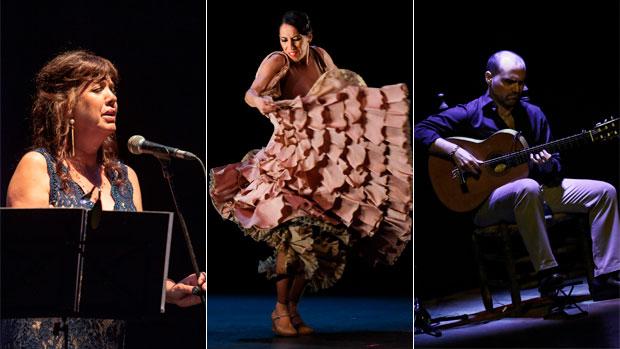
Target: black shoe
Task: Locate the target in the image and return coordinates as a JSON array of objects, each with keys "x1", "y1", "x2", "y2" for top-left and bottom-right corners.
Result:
[
  {"x1": 538, "y1": 272, "x2": 566, "y2": 297},
  {"x1": 590, "y1": 271, "x2": 620, "y2": 301}
]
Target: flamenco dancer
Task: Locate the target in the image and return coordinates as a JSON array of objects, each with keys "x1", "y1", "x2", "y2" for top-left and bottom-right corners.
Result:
[{"x1": 209, "y1": 10, "x2": 412, "y2": 336}]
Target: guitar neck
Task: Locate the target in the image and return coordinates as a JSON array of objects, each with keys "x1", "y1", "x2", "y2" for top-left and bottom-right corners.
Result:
[
  {"x1": 432, "y1": 118, "x2": 617, "y2": 212},
  {"x1": 485, "y1": 131, "x2": 594, "y2": 167}
]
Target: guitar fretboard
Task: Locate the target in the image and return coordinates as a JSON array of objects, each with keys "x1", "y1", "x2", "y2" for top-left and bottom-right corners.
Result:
[{"x1": 483, "y1": 118, "x2": 618, "y2": 167}]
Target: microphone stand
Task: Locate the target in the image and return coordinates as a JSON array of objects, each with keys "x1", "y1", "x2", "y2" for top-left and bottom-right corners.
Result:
[{"x1": 157, "y1": 157, "x2": 205, "y2": 305}]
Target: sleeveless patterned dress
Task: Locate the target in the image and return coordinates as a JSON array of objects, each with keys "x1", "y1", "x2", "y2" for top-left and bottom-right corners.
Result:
[{"x1": 1, "y1": 148, "x2": 135, "y2": 349}]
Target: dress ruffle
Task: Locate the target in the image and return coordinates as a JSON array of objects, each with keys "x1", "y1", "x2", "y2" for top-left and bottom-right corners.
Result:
[{"x1": 210, "y1": 69, "x2": 412, "y2": 290}]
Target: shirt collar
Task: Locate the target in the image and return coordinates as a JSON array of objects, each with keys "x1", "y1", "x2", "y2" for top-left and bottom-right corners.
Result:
[
  {"x1": 480, "y1": 90, "x2": 525, "y2": 114},
  {"x1": 480, "y1": 91, "x2": 497, "y2": 114}
]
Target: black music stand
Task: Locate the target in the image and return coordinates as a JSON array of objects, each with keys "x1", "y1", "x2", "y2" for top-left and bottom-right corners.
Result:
[{"x1": 0, "y1": 208, "x2": 174, "y2": 320}]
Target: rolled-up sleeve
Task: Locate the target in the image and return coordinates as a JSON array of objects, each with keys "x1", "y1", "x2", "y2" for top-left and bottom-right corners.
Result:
[{"x1": 414, "y1": 105, "x2": 471, "y2": 149}]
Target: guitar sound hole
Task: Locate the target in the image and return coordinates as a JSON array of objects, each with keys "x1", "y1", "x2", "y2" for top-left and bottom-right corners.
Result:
[
  {"x1": 492, "y1": 163, "x2": 507, "y2": 174},
  {"x1": 486, "y1": 153, "x2": 510, "y2": 177}
]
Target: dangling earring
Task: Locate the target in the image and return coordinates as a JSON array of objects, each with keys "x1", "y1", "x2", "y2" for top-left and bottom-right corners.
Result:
[{"x1": 69, "y1": 118, "x2": 75, "y2": 157}]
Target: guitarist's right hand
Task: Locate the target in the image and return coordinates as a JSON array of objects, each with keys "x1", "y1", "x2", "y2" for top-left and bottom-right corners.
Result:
[
  {"x1": 430, "y1": 138, "x2": 482, "y2": 175},
  {"x1": 452, "y1": 146, "x2": 482, "y2": 175}
]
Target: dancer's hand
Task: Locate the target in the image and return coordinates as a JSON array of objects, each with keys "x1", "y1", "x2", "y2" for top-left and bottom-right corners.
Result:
[
  {"x1": 165, "y1": 272, "x2": 206, "y2": 307},
  {"x1": 256, "y1": 97, "x2": 278, "y2": 114}
]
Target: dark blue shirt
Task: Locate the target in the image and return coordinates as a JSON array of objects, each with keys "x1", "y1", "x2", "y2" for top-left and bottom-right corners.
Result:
[{"x1": 414, "y1": 92, "x2": 562, "y2": 185}]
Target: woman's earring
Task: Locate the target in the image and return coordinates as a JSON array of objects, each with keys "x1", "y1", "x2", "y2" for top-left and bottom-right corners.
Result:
[{"x1": 69, "y1": 118, "x2": 75, "y2": 157}]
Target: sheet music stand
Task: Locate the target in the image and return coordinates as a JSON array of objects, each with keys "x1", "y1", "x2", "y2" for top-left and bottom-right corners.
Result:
[{"x1": 0, "y1": 208, "x2": 174, "y2": 320}]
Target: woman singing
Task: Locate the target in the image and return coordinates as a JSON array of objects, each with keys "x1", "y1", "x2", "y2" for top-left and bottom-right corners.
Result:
[{"x1": 4, "y1": 50, "x2": 205, "y2": 348}]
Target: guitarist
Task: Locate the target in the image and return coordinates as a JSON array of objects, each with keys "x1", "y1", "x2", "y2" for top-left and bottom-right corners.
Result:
[{"x1": 414, "y1": 50, "x2": 619, "y2": 301}]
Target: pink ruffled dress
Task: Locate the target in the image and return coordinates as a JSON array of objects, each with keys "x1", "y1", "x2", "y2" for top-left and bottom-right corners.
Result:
[{"x1": 210, "y1": 49, "x2": 412, "y2": 290}]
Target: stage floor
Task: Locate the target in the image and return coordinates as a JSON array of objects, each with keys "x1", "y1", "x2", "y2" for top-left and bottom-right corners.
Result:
[
  {"x1": 415, "y1": 277, "x2": 620, "y2": 348},
  {"x1": 206, "y1": 278, "x2": 619, "y2": 348},
  {"x1": 207, "y1": 295, "x2": 413, "y2": 348}
]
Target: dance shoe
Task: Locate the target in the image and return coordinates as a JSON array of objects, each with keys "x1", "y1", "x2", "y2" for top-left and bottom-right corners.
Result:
[
  {"x1": 271, "y1": 310, "x2": 298, "y2": 337},
  {"x1": 290, "y1": 312, "x2": 314, "y2": 335}
]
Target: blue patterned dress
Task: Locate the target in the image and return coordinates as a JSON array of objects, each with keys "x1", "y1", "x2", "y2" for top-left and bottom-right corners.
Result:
[{"x1": 1, "y1": 148, "x2": 136, "y2": 349}]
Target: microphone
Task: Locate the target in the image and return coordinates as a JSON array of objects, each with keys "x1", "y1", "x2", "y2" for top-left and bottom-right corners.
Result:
[{"x1": 127, "y1": 135, "x2": 197, "y2": 160}]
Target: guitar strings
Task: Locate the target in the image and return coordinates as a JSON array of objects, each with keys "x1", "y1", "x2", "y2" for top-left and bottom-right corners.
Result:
[{"x1": 483, "y1": 132, "x2": 593, "y2": 167}]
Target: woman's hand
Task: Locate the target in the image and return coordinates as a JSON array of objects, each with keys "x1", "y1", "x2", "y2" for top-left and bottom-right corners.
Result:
[
  {"x1": 165, "y1": 272, "x2": 206, "y2": 307},
  {"x1": 255, "y1": 96, "x2": 278, "y2": 114}
]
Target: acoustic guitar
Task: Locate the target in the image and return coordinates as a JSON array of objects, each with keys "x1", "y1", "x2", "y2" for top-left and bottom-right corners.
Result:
[{"x1": 428, "y1": 118, "x2": 619, "y2": 212}]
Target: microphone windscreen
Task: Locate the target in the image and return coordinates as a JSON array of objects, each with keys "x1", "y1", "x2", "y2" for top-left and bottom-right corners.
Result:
[{"x1": 127, "y1": 135, "x2": 146, "y2": 155}]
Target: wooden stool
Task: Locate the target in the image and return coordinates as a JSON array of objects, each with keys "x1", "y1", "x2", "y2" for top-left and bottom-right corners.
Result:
[{"x1": 472, "y1": 213, "x2": 595, "y2": 312}]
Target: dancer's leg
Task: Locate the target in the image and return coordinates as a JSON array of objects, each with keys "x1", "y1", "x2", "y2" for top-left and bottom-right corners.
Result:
[
  {"x1": 272, "y1": 249, "x2": 297, "y2": 336},
  {"x1": 288, "y1": 264, "x2": 314, "y2": 334}
]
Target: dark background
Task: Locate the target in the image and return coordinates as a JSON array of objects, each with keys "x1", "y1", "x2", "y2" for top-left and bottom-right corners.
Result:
[
  {"x1": 1, "y1": 1, "x2": 205, "y2": 347},
  {"x1": 206, "y1": 2, "x2": 413, "y2": 298},
  {"x1": 414, "y1": 2, "x2": 620, "y2": 300}
]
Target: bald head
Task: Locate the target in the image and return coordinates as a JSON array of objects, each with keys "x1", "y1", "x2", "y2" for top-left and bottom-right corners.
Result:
[
  {"x1": 486, "y1": 51, "x2": 526, "y2": 75},
  {"x1": 485, "y1": 51, "x2": 527, "y2": 109}
]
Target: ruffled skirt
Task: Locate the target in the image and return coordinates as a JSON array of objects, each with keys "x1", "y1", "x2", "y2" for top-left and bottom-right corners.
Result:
[{"x1": 209, "y1": 69, "x2": 412, "y2": 290}]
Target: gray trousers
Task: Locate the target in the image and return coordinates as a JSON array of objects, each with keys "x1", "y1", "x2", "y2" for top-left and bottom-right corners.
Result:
[{"x1": 474, "y1": 178, "x2": 620, "y2": 277}]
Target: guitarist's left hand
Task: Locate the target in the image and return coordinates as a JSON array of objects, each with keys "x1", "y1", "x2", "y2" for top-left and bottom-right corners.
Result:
[{"x1": 529, "y1": 149, "x2": 552, "y2": 166}]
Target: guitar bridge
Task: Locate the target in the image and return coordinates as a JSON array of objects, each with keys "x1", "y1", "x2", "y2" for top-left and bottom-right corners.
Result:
[
  {"x1": 451, "y1": 167, "x2": 469, "y2": 193},
  {"x1": 451, "y1": 167, "x2": 459, "y2": 179}
]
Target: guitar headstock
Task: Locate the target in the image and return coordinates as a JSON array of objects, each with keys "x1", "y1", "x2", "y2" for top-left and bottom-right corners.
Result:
[{"x1": 590, "y1": 117, "x2": 619, "y2": 143}]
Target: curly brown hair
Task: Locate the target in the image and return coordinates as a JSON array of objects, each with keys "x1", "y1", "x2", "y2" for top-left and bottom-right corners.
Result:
[{"x1": 31, "y1": 50, "x2": 126, "y2": 190}]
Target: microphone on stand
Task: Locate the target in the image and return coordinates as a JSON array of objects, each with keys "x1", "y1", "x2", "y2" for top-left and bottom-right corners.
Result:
[
  {"x1": 127, "y1": 135, "x2": 197, "y2": 160},
  {"x1": 128, "y1": 134, "x2": 206, "y2": 306}
]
